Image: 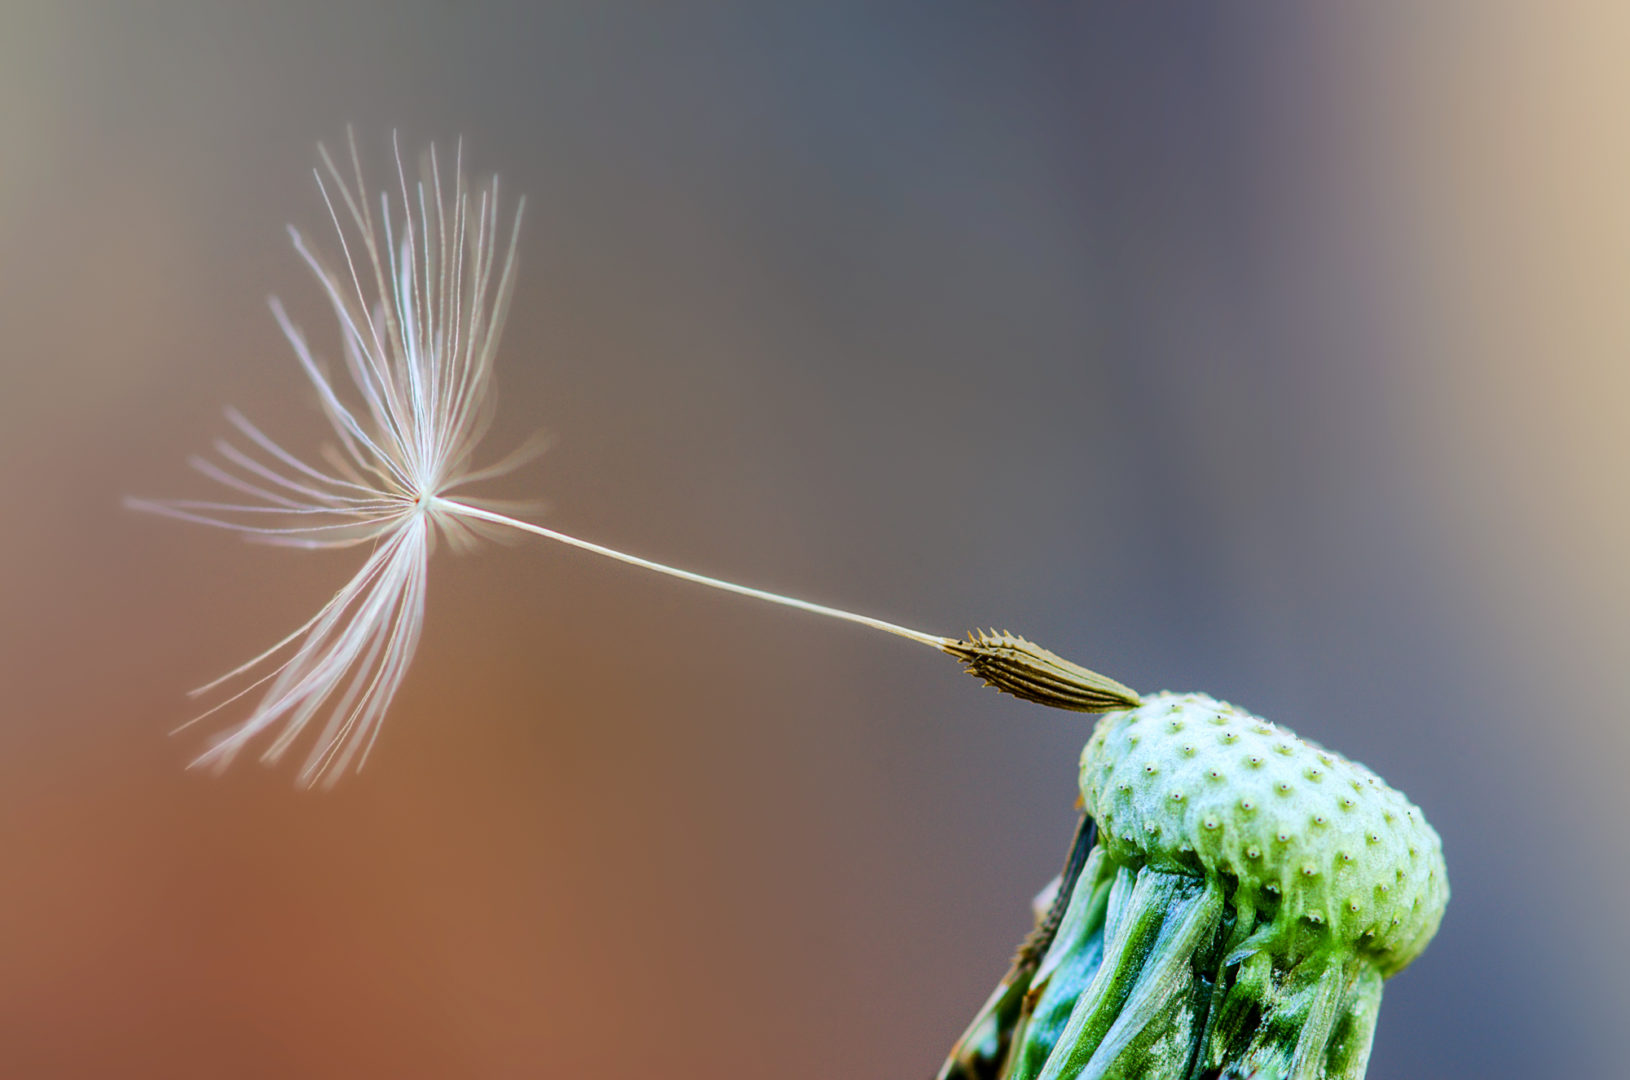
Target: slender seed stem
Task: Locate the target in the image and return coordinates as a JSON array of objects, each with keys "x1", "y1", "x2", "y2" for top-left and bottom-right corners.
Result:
[
  {"x1": 437, "y1": 498, "x2": 1141, "y2": 713},
  {"x1": 438, "y1": 498, "x2": 955, "y2": 649}
]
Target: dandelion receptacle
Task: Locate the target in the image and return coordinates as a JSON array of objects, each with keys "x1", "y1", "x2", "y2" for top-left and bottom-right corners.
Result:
[
  {"x1": 130, "y1": 135, "x2": 1447, "y2": 1077},
  {"x1": 938, "y1": 693, "x2": 1446, "y2": 1080}
]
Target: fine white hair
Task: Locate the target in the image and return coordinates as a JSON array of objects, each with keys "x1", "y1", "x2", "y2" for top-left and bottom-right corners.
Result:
[{"x1": 131, "y1": 132, "x2": 528, "y2": 786}]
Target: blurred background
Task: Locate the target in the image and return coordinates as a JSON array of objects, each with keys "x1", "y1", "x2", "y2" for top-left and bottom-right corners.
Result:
[{"x1": 0, "y1": 3, "x2": 1622, "y2": 1077}]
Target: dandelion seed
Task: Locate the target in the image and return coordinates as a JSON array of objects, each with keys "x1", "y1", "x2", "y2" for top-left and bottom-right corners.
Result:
[{"x1": 131, "y1": 132, "x2": 1136, "y2": 787}]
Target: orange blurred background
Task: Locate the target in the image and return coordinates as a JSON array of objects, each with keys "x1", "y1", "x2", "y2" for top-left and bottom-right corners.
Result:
[{"x1": 1, "y1": 5, "x2": 1624, "y2": 1077}]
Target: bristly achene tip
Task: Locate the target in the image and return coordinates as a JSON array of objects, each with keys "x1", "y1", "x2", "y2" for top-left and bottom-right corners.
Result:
[{"x1": 942, "y1": 630, "x2": 1141, "y2": 713}]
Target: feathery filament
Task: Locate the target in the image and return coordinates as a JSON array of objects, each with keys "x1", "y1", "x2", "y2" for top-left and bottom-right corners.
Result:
[{"x1": 130, "y1": 133, "x2": 525, "y2": 786}]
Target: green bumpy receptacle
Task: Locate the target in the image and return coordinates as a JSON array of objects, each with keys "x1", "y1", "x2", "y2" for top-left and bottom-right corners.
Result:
[{"x1": 939, "y1": 693, "x2": 1447, "y2": 1080}]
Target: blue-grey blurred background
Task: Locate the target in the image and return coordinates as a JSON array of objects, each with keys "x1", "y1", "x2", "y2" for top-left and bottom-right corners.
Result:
[{"x1": 0, "y1": 4, "x2": 1620, "y2": 1077}]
